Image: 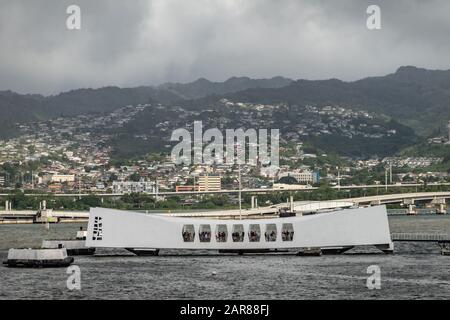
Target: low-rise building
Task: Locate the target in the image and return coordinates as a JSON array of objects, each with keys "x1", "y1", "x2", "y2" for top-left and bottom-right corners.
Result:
[
  {"x1": 198, "y1": 175, "x2": 222, "y2": 192},
  {"x1": 278, "y1": 170, "x2": 320, "y2": 184}
]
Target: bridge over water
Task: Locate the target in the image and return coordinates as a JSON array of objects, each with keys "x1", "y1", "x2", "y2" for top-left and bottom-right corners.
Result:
[
  {"x1": 0, "y1": 183, "x2": 450, "y2": 198},
  {"x1": 338, "y1": 192, "x2": 450, "y2": 214},
  {"x1": 1, "y1": 192, "x2": 449, "y2": 222},
  {"x1": 0, "y1": 209, "x2": 89, "y2": 224}
]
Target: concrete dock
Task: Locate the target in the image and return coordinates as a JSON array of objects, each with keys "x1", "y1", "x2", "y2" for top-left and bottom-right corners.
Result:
[{"x1": 3, "y1": 248, "x2": 74, "y2": 268}]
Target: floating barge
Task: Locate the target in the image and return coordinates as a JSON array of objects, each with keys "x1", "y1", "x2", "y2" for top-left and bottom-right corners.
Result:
[
  {"x1": 41, "y1": 240, "x2": 95, "y2": 256},
  {"x1": 3, "y1": 248, "x2": 74, "y2": 268},
  {"x1": 41, "y1": 230, "x2": 95, "y2": 256}
]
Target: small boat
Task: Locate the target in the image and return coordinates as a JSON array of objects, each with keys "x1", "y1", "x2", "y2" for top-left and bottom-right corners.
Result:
[
  {"x1": 3, "y1": 248, "x2": 74, "y2": 268},
  {"x1": 440, "y1": 243, "x2": 450, "y2": 256}
]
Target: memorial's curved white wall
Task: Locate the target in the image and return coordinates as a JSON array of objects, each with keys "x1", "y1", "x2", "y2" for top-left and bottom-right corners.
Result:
[{"x1": 85, "y1": 206, "x2": 392, "y2": 250}]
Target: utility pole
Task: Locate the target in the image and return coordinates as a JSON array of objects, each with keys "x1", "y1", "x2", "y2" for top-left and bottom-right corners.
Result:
[
  {"x1": 78, "y1": 176, "x2": 82, "y2": 200},
  {"x1": 337, "y1": 166, "x2": 341, "y2": 189},
  {"x1": 236, "y1": 143, "x2": 242, "y2": 220},
  {"x1": 385, "y1": 167, "x2": 388, "y2": 191},
  {"x1": 389, "y1": 162, "x2": 393, "y2": 185},
  {"x1": 238, "y1": 162, "x2": 242, "y2": 220}
]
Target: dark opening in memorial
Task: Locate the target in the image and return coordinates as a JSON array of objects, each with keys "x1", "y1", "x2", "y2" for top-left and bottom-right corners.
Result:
[
  {"x1": 215, "y1": 224, "x2": 228, "y2": 242},
  {"x1": 232, "y1": 224, "x2": 245, "y2": 242},
  {"x1": 182, "y1": 224, "x2": 195, "y2": 242},
  {"x1": 248, "y1": 224, "x2": 261, "y2": 242},
  {"x1": 265, "y1": 224, "x2": 277, "y2": 242},
  {"x1": 282, "y1": 223, "x2": 294, "y2": 241},
  {"x1": 199, "y1": 224, "x2": 211, "y2": 242}
]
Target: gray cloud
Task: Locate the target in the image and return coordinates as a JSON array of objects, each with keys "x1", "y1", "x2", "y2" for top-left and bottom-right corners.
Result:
[{"x1": 0, "y1": 0, "x2": 450, "y2": 94}]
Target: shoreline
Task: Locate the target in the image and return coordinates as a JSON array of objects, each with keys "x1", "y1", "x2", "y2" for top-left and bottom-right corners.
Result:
[{"x1": 0, "y1": 219, "x2": 88, "y2": 225}]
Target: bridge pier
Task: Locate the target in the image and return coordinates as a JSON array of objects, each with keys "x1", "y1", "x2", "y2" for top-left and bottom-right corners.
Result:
[
  {"x1": 251, "y1": 196, "x2": 258, "y2": 209},
  {"x1": 432, "y1": 198, "x2": 447, "y2": 214},
  {"x1": 34, "y1": 208, "x2": 57, "y2": 224},
  {"x1": 407, "y1": 204, "x2": 417, "y2": 215},
  {"x1": 39, "y1": 200, "x2": 46, "y2": 211},
  {"x1": 403, "y1": 198, "x2": 417, "y2": 215},
  {"x1": 437, "y1": 203, "x2": 447, "y2": 215}
]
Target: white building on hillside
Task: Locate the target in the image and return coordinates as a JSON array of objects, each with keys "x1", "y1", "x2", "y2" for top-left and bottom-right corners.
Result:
[
  {"x1": 112, "y1": 181, "x2": 158, "y2": 194},
  {"x1": 51, "y1": 174, "x2": 76, "y2": 183}
]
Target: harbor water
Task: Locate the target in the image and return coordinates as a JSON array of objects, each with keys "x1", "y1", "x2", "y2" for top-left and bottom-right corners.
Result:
[{"x1": 0, "y1": 215, "x2": 449, "y2": 300}]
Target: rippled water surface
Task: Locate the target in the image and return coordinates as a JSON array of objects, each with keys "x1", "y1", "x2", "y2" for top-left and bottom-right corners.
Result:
[{"x1": 1, "y1": 215, "x2": 449, "y2": 300}]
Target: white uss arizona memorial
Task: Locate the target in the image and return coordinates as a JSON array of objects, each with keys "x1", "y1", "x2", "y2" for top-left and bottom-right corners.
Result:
[{"x1": 86, "y1": 205, "x2": 394, "y2": 254}]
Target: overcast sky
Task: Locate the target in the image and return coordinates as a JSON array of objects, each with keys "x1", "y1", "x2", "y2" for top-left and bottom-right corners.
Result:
[{"x1": 1, "y1": 0, "x2": 450, "y2": 95}]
